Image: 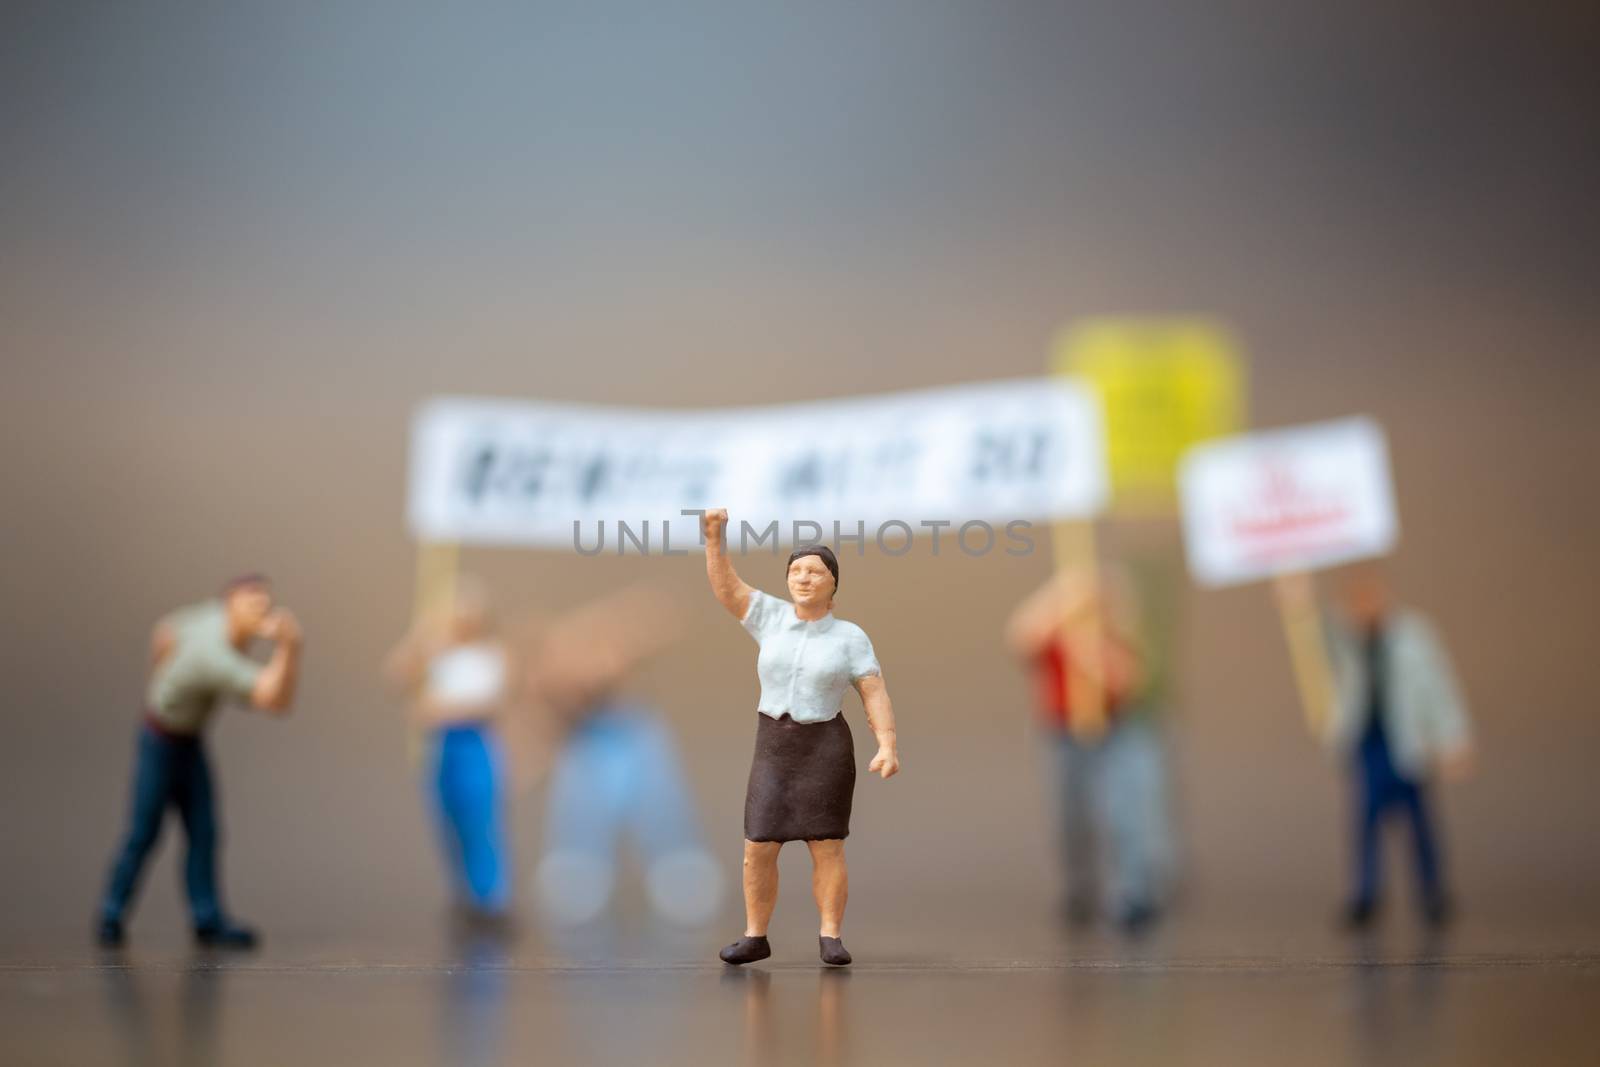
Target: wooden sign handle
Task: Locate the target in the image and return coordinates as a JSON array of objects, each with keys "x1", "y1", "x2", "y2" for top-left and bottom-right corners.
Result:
[
  {"x1": 413, "y1": 540, "x2": 461, "y2": 622},
  {"x1": 1271, "y1": 571, "x2": 1336, "y2": 739},
  {"x1": 406, "y1": 541, "x2": 461, "y2": 767}
]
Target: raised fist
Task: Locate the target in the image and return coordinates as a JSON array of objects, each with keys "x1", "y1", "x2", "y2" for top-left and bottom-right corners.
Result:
[{"x1": 702, "y1": 508, "x2": 729, "y2": 543}]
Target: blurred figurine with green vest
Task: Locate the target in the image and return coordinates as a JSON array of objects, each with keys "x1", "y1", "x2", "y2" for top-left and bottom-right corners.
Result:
[{"x1": 1279, "y1": 564, "x2": 1473, "y2": 929}]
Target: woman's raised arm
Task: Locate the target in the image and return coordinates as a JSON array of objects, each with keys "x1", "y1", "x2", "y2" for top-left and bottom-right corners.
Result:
[{"x1": 703, "y1": 508, "x2": 754, "y2": 620}]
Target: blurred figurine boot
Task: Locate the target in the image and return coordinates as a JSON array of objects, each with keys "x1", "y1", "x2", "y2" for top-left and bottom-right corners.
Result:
[
  {"x1": 194, "y1": 918, "x2": 259, "y2": 950},
  {"x1": 1340, "y1": 898, "x2": 1379, "y2": 931},
  {"x1": 96, "y1": 917, "x2": 125, "y2": 949}
]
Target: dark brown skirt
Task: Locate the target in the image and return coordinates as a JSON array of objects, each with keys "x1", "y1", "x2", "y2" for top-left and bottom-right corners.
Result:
[{"x1": 743, "y1": 712, "x2": 855, "y2": 843}]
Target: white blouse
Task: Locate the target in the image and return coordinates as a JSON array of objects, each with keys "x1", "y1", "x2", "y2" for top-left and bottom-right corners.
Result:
[
  {"x1": 426, "y1": 642, "x2": 508, "y2": 709},
  {"x1": 741, "y1": 589, "x2": 882, "y2": 724}
]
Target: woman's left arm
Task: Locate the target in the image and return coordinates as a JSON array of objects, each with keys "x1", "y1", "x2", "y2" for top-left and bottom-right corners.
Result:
[{"x1": 855, "y1": 673, "x2": 900, "y2": 779}]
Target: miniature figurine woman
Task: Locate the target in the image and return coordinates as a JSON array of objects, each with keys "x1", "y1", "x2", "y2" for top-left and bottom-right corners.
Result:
[
  {"x1": 701, "y1": 508, "x2": 900, "y2": 966},
  {"x1": 383, "y1": 577, "x2": 515, "y2": 926}
]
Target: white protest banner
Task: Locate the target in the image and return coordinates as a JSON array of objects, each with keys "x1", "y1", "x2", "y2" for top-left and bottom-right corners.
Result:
[
  {"x1": 407, "y1": 379, "x2": 1107, "y2": 549},
  {"x1": 1178, "y1": 416, "x2": 1398, "y2": 587}
]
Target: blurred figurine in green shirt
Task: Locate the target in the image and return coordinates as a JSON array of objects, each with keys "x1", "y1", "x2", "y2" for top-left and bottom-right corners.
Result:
[{"x1": 97, "y1": 574, "x2": 303, "y2": 949}]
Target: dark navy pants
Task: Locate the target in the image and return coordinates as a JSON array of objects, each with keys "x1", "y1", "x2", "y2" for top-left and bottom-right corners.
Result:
[
  {"x1": 101, "y1": 724, "x2": 223, "y2": 927},
  {"x1": 1352, "y1": 727, "x2": 1443, "y2": 908}
]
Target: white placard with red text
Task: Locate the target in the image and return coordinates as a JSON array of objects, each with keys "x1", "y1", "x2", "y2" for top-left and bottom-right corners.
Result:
[{"x1": 1178, "y1": 417, "x2": 1398, "y2": 587}]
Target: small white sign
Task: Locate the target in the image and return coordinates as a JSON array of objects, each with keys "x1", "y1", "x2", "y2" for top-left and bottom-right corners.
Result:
[
  {"x1": 408, "y1": 378, "x2": 1108, "y2": 548},
  {"x1": 1178, "y1": 417, "x2": 1398, "y2": 587}
]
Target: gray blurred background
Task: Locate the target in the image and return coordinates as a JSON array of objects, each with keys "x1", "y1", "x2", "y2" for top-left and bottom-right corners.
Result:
[{"x1": 2, "y1": 0, "x2": 1596, "y2": 947}]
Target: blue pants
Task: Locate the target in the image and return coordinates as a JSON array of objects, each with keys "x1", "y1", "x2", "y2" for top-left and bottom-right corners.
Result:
[
  {"x1": 536, "y1": 703, "x2": 722, "y2": 927},
  {"x1": 1053, "y1": 716, "x2": 1172, "y2": 912},
  {"x1": 543, "y1": 705, "x2": 705, "y2": 863},
  {"x1": 101, "y1": 724, "x2": 224, "y2": 927},
  {"x1": 1352, "y1": 729, "x2": 1443, "y2": 907},
  {"x1": 431, "y1": 723, "x2": 511, "y2": 914}
]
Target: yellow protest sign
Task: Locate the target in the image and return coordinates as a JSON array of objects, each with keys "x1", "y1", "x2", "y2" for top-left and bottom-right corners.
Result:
[{"x1": 1053, "y1": 318, "x2": 1246, "y2": 515}]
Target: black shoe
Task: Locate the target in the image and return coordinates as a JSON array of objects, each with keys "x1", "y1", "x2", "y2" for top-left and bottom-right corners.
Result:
[
  {"x1": 1115, "y1": 902, "x2": 1161, "y2": 937},
  {"x1": 1341, "y1": 899, "x2": 1378, "y2": 931},
  {"x1": 819, "y1": 936, "x2": 852, "y2": 966},
  {"x1": 1060, "y1": 894, "x2": 1096, "y2": 928},
  {"x1": 1422, "y1": 895, "x2": 1455, "y2": 929},
  {"x1": 453, "y1": 904, "x2": 517, "y2": 938},
  {"x1": 195, "y1": 920, "x2": 259, "y2": 950},
  {"x1": 96, "y1": 917, "x2": 125, "y2": 949},
  {"x1": 718, "y1": 935, "x2": 771, "y2": 965}
]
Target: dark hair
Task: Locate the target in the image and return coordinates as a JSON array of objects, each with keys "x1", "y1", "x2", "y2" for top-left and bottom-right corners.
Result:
[
  {"x1": 786, "y1": 544, "x2": 839, "y2": 595},
  {"x1": 221, "y1": 573, "x2": 271, "y2": 596}
]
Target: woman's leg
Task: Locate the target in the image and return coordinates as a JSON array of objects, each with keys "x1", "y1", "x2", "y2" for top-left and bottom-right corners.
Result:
[
  {"x1": 742, "y1": 840, "x2": 782, "y2": 936},
  {"x1": 435, "y1": 727, "x2": 510, "y2": 914},
  {"x1": 805, "y1": 839, "x2": 848, "y2": 937}
]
